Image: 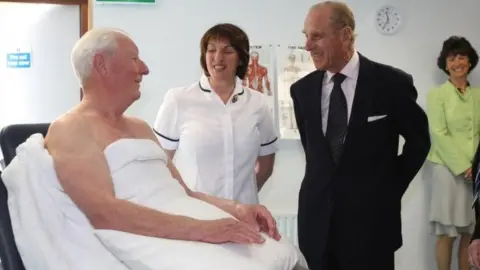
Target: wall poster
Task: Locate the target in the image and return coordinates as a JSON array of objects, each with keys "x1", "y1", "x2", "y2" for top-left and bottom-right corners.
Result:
[
  {"x1": 276, "y1": 45, "x2": 315, "y2": 139},
  {"x1": 243, "y1": 44, "x2": 275, "y2": 115}
]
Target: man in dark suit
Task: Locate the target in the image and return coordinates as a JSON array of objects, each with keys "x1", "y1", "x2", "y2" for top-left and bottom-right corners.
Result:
[
  {"x1": 290, "y1": 2, "x2": 431, "y2": 270},
  {"x1": 469, "y1": 143, "x2": 480, "y2": 268}
]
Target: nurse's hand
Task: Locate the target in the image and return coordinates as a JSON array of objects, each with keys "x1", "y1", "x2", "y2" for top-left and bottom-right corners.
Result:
[
  {"x1": 234, "y1": 204, "x2": 281, "y2": 241},
  {"x1": 197, "y1": 218, "x2": 265, "y2": 244}
]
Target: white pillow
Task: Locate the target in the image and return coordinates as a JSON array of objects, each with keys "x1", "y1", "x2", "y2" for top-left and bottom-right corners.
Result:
[{"x1": 95, "y1": 197, "x2": 306, "y2": 270}]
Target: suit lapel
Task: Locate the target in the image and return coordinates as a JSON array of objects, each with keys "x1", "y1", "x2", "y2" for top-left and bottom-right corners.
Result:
[
  {"x1": 342, "y1": 54, "x2": 375, "y2": 151},
  {"x1": 311, "y1": 70, "x2": 326, "y2": 139},
  {"x1": 309, "y1": 70, "x2": 336, "y2": 165}
]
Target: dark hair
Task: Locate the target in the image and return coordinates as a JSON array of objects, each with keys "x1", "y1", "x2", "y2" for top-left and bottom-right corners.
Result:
[
  {"x1": 199, "y1": 23, "x2": 250, "y2": 80},
  {"x1": 437, "y1": 36, "x2": 478, "y2": 74}
]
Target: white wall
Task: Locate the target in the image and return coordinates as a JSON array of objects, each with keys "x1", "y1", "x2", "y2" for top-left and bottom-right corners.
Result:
[
  {"x1": 0, "y1": 3, "x2": 80, "y2": 128},
  {"x1": 93, "y1": 1, "x2": 480, "y2": 268}
]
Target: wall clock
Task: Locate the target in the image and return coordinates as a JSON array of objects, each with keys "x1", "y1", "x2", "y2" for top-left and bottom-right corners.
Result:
[{"x1": 375, "y1": 5, "x2": 402, "y2": 35}]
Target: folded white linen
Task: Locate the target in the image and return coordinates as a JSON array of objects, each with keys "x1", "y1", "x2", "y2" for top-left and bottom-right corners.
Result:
[
  {"x1": 96, "y1": 196, "x2": 308, "y2": 270},
  {"x1": 2, "y1": 134, "x2": 129, "y2": 270},
  {"x1": 94, "y1": 138, "x2": 308, "y2": 270}
]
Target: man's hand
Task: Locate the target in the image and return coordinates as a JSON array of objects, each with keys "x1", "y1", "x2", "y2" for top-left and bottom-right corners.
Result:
[
  {"x1": 469, "y1": 239, "x2": 480, "y2": 268},
  {"x1": 197, "y1": 218, "x2": 265, "y2": 244},
  {"x1": 233, "y1": 204, "x2": 281, "y2": 241}
]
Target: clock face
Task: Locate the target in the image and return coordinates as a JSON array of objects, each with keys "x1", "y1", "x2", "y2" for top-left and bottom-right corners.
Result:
[{"x1": 375, "y1": 6, "x2": 402, "y2": 35}]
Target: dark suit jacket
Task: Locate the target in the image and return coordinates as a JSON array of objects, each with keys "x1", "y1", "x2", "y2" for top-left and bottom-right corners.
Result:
[
  {"x1": 472, "y1": 142, "x2": 480, "y2": 240},
  {"x1": 290, "y1": 53, "x2": 430, "y2": 265}
]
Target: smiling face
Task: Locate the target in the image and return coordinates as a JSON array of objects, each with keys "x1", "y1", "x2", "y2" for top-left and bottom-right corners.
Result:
[
  {"x1": 446, "y1": 54, "x2": 470, "y2": 79},
  {"x1": 205, "y1": 38, "x2": 240, "y2": 82},
  {"x1": 303, "y1": 5, "x2": 352, "y2": 72},
  {"x1": 200, "y1": 24, "x2": 250, "y2": 81},
  {"x1": 101, "y1": 35, "x2": 150, "y2": 101}
]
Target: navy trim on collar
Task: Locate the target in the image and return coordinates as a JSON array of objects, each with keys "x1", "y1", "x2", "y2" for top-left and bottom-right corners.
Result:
[
  {"x1": 198, "y1": 81, "x2": 245, "y2": 96},
  {"x1": 199, "y1": 81, "x2": 211, "y2": 92}
]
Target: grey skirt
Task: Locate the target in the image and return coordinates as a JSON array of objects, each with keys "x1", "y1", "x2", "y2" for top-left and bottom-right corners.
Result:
[{"x1": 424, "y1": 161, "x2": 475, "y2": 237}]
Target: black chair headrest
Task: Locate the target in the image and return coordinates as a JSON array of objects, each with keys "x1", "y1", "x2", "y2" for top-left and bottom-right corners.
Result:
[
  {"x1": 0, "y1": 123, "x2": 50, "y2": 166},
  {"x1": 0, "y1": 123, "x2": 50, "y2": 270}
]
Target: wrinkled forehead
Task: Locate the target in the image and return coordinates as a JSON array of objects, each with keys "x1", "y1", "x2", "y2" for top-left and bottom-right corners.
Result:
[{"x1": 116, "y1": 34, "x2": 139, "y2": 54}]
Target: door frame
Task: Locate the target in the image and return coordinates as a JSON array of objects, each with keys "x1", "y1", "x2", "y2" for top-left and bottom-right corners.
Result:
[{"x1": 0, "y1": 0, "x2": 92, "y2": 99}]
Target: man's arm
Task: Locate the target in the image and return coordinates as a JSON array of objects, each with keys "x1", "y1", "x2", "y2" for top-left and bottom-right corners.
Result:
[
  {"x1": 167, "y1": 164, "x2": 278, "y2": 238},
  {"x1": 163, "y1": 152, "x2": 240, "y2": 215},
  {"x1": 472, "y1": 143, "x2": 480, "y2": 192},
  {"x1": 46, "y1": 119, "x2": 206, "y2": 241},
  {"x1": 290, "y1": 83, "x2": 307, "y2": 151},
  {"x1": 158, "y1": 151, "x2": 236, "y2": 209},
  {"x1": 147, "y1": 128, "x2": 241, "y2": 215},
  {"x1": 144, "y1": 121, "x2": 278, "y2": 240},
  {"x1": 391, "y1": 72, "x2": 431, "y2": 195}
]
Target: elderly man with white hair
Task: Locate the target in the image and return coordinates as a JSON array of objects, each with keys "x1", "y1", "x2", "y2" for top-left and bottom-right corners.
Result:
[{"x1": 0, "y1": 27, "x2": 308, "y2": 270}]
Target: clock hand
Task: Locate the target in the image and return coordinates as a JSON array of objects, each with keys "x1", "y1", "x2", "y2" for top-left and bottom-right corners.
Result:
[{"x1": 383, "y1": 11, "x2": 390, "y2": 29}]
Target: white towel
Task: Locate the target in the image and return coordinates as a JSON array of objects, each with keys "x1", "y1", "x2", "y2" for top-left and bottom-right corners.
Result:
[{"x1": 2, "y1": 133, "x2": 128, "y2": 270}]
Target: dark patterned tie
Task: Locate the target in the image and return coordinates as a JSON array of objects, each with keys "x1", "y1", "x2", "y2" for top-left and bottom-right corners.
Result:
[{"x1": 325, "y1": 73, "x2": 347, "y2": 164}]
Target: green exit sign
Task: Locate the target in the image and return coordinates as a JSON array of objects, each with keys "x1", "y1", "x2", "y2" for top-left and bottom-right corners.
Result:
[{"x1": 96, "y1": 0, "x2": 155, "y2": 4}]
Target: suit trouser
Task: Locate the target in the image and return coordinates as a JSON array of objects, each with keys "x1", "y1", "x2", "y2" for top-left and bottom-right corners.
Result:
[
  {"x1": 323, "y1": 245, "x2": 394, "y2": 270},
  {"x1": 321, "y1": 227, "x2": 395, "y2": 270}
]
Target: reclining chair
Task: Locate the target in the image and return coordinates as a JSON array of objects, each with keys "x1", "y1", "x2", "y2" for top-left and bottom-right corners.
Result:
[{"x1": 0, "y1": 123, "x2": 50, "y2": 270}]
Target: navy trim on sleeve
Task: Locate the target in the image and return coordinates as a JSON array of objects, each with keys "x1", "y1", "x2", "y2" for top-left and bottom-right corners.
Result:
[
  {"x1": 153, "y1": 128, "x2": 179, "y2": 142},
  {"x1": 261, "y1": 137, "x2": 278, "y2": 147}
]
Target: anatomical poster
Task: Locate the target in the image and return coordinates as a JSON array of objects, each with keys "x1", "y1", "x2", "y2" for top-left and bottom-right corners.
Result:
[
  {"x1": 243, "y1": 44, "x2": 275, "y2": 115},
  {"x1": 276, "y1": 45, "x2": 315, "y2": 139}
]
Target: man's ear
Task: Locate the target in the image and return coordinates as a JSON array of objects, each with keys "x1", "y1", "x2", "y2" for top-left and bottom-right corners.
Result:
[
  {"x1": 341, "y1": 27, "x2": 353, "y2": 42},
  {"x1": 93, "y1": 54, "x2": 107, "y2": 76}
]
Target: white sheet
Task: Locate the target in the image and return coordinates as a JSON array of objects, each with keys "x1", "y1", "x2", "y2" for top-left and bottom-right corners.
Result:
[
  {"x1": 95, "y1": 138, "x2": 309, "y2": 270},
  {"x1": 96, "y1": 196, "x2": 308, "y2": 270},
  {"x1": 2, "y1": 133, "x2": 129, "y2": 270}
]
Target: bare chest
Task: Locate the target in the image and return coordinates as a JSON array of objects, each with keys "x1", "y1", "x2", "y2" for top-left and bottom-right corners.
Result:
[{"x1": 89, "y1": 120, "x2": 148, "y2": 150}]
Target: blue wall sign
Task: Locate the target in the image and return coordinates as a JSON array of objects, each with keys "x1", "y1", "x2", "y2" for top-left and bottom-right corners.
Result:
[{"x1": 7, "y1": 52, "x2": 31, "y2": 68}]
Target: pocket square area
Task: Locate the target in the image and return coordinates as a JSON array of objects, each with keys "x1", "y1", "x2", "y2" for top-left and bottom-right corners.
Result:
[{"x1": 367, "y1": 115, "x2": 387, "y2": 122}]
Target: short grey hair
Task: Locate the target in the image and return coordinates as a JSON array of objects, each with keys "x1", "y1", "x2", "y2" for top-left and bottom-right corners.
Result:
[
  {"x1": 310, "y1": 1, "x2": 356, "y2": 42},
  {"x1": 71, "y1": 27, "x2": 128, "y2": 87}
]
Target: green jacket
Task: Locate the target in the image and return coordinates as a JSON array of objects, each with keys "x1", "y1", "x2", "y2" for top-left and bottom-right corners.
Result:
[{"x1": 426, "y1": 80, "x2": 480, "y2": 175}]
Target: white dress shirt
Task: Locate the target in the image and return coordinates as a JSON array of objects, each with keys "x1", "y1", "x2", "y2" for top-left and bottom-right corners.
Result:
[
  {"x1": 153, "y1": 74, "x2": 278, "y2": 204},
  {"x1": 321, "y1": 50, "x2": 360, "y2": 134}
]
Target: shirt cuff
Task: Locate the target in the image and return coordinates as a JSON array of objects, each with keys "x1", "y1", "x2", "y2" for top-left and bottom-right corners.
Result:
[{"x1": 259, "y1": 137, "x2": 278, "y2": 156}]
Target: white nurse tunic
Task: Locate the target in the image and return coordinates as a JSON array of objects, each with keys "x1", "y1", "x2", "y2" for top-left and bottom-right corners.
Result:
[{"x1": 153, "y1": 74, "x2": 278, "y2": 204}]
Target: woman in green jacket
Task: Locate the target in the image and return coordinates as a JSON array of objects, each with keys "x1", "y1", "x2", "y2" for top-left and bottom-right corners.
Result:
[{"x1": 426, "y1": 36, "x2": 479, "y2": 270}]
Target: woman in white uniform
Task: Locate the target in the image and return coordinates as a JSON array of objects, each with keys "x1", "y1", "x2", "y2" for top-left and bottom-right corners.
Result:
[{"x1": 153, "y1": 23, "x2": 278, "y2": 204}]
